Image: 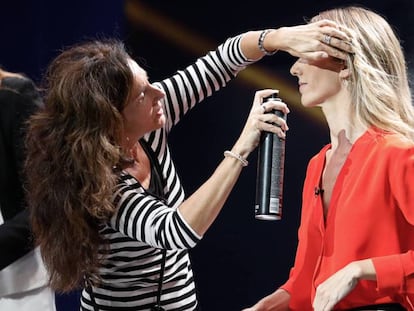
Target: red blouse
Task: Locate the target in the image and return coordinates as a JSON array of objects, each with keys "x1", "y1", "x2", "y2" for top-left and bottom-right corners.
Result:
[{"x1": 281, "y1": 128, "x2": 414, "y2": 310}]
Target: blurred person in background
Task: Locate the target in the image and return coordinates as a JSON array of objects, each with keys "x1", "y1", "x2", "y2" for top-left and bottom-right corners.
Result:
[{"x1": 0, "y1": 67, "x2": 55, "y2": 310}]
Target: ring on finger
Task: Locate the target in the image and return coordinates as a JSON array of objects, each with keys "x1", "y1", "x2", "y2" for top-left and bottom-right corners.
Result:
[
  {"x1": 261, "y1": 103, "x2": 267, "y2": 113},
  {"x1": 323, "y1": 34, "x2": 332, "y2": 45}
]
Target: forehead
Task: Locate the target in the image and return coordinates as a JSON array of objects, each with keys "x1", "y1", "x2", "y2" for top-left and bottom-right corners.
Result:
[
  {"x1": 128, "y1": 59, "x2": 148, "y2": 82},
  {"x1": 128, "y1": 59, "x2": 149, "y2": 92}
]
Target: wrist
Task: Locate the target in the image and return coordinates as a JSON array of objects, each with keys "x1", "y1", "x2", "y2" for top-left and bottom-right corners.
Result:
[
  {"x1": 223, "y1": 150, "x2": 248, "y2": 167},
  {"x1": 352, "y1": 259, "x2": 376, "y2": 281},
  {"x1": 258, "y1": 29, "x2": 278, "y2": 56},
  {"x1": 230, "y1": 142, "x2": 250, "y2": 160},
  {"x1": 268, "y1": 28, "x2": 288, "y2": 53}
]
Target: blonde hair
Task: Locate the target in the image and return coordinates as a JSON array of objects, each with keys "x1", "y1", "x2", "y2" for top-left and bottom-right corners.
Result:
[{"x1": 313, "y1": 6, "x2": 414, "y2": 141}]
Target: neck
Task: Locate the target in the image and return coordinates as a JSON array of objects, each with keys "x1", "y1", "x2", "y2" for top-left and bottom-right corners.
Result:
[
  {"x1": 328, "y1": 120, "x2": 366, "y2": 148},
  {"x1": 120, "y1": 136, "x2": 139, "y2": 162},
  {"x1": 322, "y1": 100, "x2": 366, "y2": 148}
]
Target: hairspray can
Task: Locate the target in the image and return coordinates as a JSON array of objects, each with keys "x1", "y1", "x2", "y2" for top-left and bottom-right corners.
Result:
[{"x1": 255, "y1": 93, "x2": 286, "y2": 220}]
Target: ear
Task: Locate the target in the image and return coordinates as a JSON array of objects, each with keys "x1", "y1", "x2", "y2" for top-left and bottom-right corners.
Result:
[{"x1": 339, "y1": 67, "x2": 350, "y2": 79}]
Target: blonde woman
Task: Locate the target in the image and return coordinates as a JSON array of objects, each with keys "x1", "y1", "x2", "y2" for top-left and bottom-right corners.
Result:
[{"x1": 244, "y1": 6, "x2": 414, "y2": 311}]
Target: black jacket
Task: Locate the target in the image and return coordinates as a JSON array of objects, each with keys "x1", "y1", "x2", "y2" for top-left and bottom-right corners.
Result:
[{"x1": 0, "y1": 76, "x2": 42, "y2": 270}]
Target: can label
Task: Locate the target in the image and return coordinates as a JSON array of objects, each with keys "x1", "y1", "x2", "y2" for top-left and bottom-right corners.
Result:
[{"x1": 269, "y1": 197, "x2": 281, "y2": 215}]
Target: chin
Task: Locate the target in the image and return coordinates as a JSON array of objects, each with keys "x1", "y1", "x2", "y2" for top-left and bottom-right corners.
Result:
[
  {"x1": 158, "y1": 116, "x2": 166, "y2": 126},
  {"x1": 301, "y1": 97, "x2": 321, "y2": 108},
  {"x1": 153, "y1": 117, "x2": 166, "y2": 130}
]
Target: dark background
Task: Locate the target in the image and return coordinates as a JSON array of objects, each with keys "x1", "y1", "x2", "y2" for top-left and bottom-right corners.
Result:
[{"x1": 1, "y1": 1, "x2": 413, "y2": 310}]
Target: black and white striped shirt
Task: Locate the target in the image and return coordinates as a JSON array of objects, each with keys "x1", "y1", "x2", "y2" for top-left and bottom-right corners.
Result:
[{"x1": 81, "y1": 34, "x2": 255, "y2": 311}]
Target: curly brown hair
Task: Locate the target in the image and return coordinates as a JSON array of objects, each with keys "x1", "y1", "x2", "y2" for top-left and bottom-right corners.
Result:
[{"x1": 24, "y1": 39, "x2": 133, "y2": 292}]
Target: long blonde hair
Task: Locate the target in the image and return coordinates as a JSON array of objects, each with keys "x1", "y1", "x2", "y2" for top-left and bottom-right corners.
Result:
[{"x1": 313, "y1": 6, "x2": 414, "y2": 140}]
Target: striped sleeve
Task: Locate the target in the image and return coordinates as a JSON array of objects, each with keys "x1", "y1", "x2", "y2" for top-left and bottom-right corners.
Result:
[
  {"x1": 154, "y1": 34, "x2": 256, "y2": 132},
  {"x1": 110, "y1": 182, "x2": 201, "y2": 250}
]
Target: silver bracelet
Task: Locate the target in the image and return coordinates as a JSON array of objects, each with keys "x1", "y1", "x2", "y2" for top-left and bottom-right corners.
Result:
[
  {"x1": 224, "y1": 150, "x2": 248, "y2": 167},
  {"x1": 258, "y1": 29, "x2": 278, "y2": 56}
]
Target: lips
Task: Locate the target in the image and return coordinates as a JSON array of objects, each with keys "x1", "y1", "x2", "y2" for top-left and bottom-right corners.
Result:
[{"x1": 155, "y1": 107, "x2": 164, "y2": 117}]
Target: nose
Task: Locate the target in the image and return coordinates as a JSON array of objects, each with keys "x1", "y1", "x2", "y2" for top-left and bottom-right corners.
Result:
[
  {"x1": 290, "y1": 59, "x2": 302, "y2": 77},
  {"x1": 150, "y1": 84, "x2": 165, "y2": 103}
]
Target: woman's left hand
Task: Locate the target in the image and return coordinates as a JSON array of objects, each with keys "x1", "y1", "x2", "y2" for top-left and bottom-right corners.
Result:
[
  {"x1": 312, "y1": 262, "x2": 361, "y2": 311},
  {"x1": 313, "y1": 259, "x2": 376, "y2": 311}
]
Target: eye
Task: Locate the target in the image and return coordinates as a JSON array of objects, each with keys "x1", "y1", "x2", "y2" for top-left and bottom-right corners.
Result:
[{"x1": 136, "y1": 91, "x2": 145, "y2": 104}]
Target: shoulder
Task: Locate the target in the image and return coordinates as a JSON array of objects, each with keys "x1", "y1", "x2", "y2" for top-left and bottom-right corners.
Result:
[
  {"x1": 356, "y1": 131, "x2": 414, "y2": 176},
  {"x1": 366, "y1": 130, "x2": 414, "y2": 156},
  {"x1": 2, "y1": 76, "x2": 34, "y2": 93},
  {"x1": 1, "y1": 76, "x2": 43, "y2": 108}
]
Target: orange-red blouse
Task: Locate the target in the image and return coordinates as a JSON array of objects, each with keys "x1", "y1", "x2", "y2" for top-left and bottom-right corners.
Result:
[{"x1": 281, "y1": 128, "x2": 414, "y2": 310}]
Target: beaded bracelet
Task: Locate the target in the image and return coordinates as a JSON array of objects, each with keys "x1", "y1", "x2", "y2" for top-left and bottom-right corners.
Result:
[
  {"x1": 224, "y1": 150, "x2": 248, "y2": 167},
  {"x1": 258, "y1": 29, "x2": 278, "y2": 56}
]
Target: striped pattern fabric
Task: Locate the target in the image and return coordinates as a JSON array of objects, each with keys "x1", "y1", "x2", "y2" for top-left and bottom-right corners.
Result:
[{"x1": 80, "y1": 34, "x2": 254, "y2": 310}]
